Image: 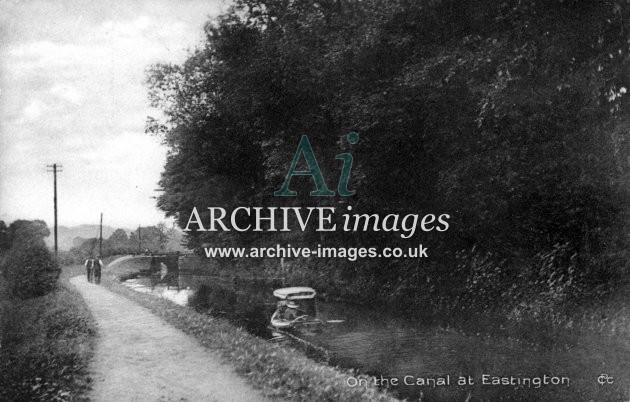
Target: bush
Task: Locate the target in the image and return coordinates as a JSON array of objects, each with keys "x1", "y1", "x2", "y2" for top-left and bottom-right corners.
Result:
[{"x1": 2, "y1": 242, "x2": 60, "y2": 299}]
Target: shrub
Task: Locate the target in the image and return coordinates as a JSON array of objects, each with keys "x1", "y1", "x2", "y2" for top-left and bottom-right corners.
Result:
[{"x1": 2, "y1": 242, "x2": 60, "y2": 299}]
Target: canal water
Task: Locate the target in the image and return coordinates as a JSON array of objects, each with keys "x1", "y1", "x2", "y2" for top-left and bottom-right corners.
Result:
[{"x1": 124, "y1": 271, "x2": 630, "y2": 401}]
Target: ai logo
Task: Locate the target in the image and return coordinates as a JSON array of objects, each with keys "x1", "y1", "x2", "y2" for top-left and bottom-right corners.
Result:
[{"x1": 274, "y1": 132, "x2": 359, "y2": 197}]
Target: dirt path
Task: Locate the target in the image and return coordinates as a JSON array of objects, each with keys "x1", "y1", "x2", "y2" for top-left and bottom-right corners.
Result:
[{"x1": 70, "y1": 275, "x2": 265, "y2": 402}]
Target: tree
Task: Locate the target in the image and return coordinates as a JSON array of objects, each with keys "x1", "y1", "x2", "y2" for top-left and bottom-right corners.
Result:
[
  {"x1": 155, "y1": 222, "x2": 172, "y2": 251},
  {"x1": 108, "y1": 229, "x2": 129, "y2": 245},
  {"x1": 105, "y1": 229, "x2": 131, "y2": 254},
  {"x1": 8, "y1": 220, "x2": 50, "y2": 247},
  {"x1": 1, "y1": 220, "x2": 59, "y2": 299},
  {"x1": 128, "y1": 226, "x2": 170, "y2": 253},
  {"x1": 146, "y1": 0, "x2": 630, "y2": 306},
  {"x1": 0, "y1": 221, "x2": 10, "y2": 252}
]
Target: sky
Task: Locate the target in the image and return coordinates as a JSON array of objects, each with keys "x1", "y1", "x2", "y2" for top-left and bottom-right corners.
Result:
[{"x1": 0, "y1": 0, "x2": 226, "y2": 229}]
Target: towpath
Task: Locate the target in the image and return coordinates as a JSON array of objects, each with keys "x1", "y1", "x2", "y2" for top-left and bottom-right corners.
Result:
[{"x1": 70, "y1": 274, "x2": 265, "y2": 402}]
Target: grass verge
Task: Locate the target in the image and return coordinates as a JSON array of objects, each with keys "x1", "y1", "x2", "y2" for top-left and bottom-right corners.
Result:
[
  {"x1": 0, "y1": 264, "x2": 97, "y2": 401},
  {"x1": 101, "y1": 256, "x2": 396, "y2": 401}
]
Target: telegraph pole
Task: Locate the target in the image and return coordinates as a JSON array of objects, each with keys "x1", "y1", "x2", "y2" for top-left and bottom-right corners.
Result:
[
  {"x1": 138, "y1": 225, "x2": 141, "y2": 254},
  {"x1": 99, "y1": 213, "x2": 103, "y2": 257},
  {"x1": 46, "y1": 163, "x2": 62, "y2": 257}
]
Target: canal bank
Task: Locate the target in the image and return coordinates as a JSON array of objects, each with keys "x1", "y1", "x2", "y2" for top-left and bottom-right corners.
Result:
[
  {"x1": 70, "y1": 275, "x2": 265, "y2": 402},
  {"x1": 114, "y1": 255, "x2": 630, "y2": 401},
  {"x1": 94, "y1": 256, "x2": 394, "y2": 401}
]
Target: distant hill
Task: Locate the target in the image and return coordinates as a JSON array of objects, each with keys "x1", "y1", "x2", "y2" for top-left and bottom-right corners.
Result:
[{"x1": 45, "y1": 225, "x2": 120, "y2": 251}]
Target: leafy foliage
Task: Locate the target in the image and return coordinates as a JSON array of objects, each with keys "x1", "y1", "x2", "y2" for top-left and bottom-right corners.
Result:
[
  {"x1": 146, "y1": 0, "x2": 630, "y2": 314},
  {"x1": 64, "y1": 224, "x2": 179, "y2": 264},
  {"x1": 0, "y1": 220, "x2": 60, "y2": 299},
  {"x1": 2, "y1": 242, "x2": 60, "y2": 299},
  {"x1": 5, "y1": 220, "x2": 50, "y2": 249},
  {"x1": 0, "y1": 221, "x2": 10, "y2": 252}
]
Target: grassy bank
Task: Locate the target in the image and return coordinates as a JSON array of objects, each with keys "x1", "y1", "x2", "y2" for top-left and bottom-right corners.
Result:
[
  {"x1": 180, "y1": 253, "x2": 630, "y2": 347},
  {"x1": 102, "y1": 256, "x2": 396, "y2": 401},
  {"x1": 0, "y1": 264, "x2": 97, "y2": 401}
]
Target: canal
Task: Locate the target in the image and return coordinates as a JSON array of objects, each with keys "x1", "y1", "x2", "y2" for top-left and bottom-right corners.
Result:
[{"x1": 123, "y1": 264, "x2": 630, "y2": 401}]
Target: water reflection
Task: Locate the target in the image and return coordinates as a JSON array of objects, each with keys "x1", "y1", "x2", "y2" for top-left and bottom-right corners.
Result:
[
  {"x1": 123, "y1": 272, "x2": 630, "y2": 401},
  {"x1": 123, "y1": 277, "x2": 194, "y2": 306}
]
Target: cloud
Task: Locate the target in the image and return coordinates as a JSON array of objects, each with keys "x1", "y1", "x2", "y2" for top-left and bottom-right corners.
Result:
[
  {"x1": 96, "y1": 16, "x2": 154, "y2": 39},
  {"x1": 0, "y1": 0, "x2": 224, "y2": 227},
  {"x1": 50, "y1": 84, "x2": 84, "y2": 104},
  {"x1": 22, "y1": 99, "x2": 48, "y2": 120},
  {"x1": 7, "y1": 41, "x2": 105, "y2": 70}
]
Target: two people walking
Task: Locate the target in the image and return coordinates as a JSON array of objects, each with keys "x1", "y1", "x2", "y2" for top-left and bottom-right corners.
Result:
[{"x1": 85, "y1": 255, "x2": 103, "y2": 284}]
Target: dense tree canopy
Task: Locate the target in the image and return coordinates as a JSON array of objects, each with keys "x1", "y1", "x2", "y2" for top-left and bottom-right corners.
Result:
[{"x1": 146, "y1": 0, "x2": 630, "y2": 308}]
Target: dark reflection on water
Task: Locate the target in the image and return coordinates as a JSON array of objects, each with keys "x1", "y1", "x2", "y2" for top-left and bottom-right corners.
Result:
[{"x1": 126, "y1": 273, "x2": 630, "y2": 401}]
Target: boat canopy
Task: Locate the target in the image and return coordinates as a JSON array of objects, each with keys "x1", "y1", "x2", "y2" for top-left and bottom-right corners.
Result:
[{"x1": 273, "y1": 287, "x2": 316, "y2": 300}]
